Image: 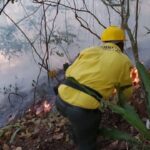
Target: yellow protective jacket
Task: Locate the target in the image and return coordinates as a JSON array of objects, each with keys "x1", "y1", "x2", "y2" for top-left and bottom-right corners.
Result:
[{"x1": 58, "y1": 43, "x2": 133, "y2": 109}]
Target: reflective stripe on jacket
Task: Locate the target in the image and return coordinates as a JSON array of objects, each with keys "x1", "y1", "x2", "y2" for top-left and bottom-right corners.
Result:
[{"x1": 58, "y1": 43, "x2": 133, "y2": 109}]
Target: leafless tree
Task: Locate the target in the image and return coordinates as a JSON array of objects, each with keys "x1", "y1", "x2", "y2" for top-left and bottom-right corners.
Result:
[
  {"x1": 33, "y1": 0, "x2": 141, "y2": 62},
  {"x1": 0, "y1": 0, "x2": 145, "y2": 104},
  {"x1": 101, "y1": 0, "x2": 140, "y2": 61},
  {"x1": 0, "y1": 0, "x2": 144, "y2": 64}
]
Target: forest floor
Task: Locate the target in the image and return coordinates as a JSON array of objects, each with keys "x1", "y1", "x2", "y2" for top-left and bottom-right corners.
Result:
[{"x1": 0, "y1": 87, "x2": 149, "y2": 150}]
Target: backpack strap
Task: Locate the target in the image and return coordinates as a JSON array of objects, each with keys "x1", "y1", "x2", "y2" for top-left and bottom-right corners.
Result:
[{"x1": 62, "y1": 77, "x2": 102, "y2": 102}]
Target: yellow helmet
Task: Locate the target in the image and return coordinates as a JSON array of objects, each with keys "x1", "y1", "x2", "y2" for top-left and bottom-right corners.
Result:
[{"x1": 101, "y1": 26, "x2": 126, "y2": 42}]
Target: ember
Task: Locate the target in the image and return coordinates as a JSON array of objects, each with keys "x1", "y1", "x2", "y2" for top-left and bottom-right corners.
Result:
[
  {"x1": 27, "y1": 100, "x2": 53, "y2": 116},
  {"x1": 112, "y1": 88, "x2": 117, "y2": 95},
  {"x1": 35, "y1": 100, "x2": 52, "y2": 115},
  {"x1": 43, "y1": 100, "x2": 52, "y2": 113}
]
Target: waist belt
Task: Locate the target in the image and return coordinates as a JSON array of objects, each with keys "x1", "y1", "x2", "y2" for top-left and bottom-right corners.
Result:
[{"x1": 62, "y1": 77, "x2": 102, "y2": 103}]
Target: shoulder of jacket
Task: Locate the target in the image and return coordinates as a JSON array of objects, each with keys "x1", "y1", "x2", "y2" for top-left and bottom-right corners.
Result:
[
  {"x1": 120, "y1": 53, "x2": 133, "y2": 66},
  {"x1": 80, "y1": 46, "x2": 101, "y2": 53},
  {"x1": 101, "y1": 43, "x2": 121, "y2": 52}
]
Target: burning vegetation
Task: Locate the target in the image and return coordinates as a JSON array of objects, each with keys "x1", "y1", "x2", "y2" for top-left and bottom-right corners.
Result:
[
  {"x1": 0, "y1": 66, "x2": 150, "y2": 150},
  {"x1": 130, "y1": 67, "x2": 140, "y2": 87}
]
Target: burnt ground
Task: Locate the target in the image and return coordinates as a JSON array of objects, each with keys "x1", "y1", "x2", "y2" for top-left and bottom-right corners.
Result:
[{"x1": 0, "y1": 87, "x2": 149, "y2": 150}]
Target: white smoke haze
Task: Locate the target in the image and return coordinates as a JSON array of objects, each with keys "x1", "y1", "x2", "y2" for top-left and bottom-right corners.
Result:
[
  {"x1": 0, "y1": 0, "x2": 150, "y2": 127},
  {"x1": 0, "y1": 0, "x2": 150, "y2": 93}
]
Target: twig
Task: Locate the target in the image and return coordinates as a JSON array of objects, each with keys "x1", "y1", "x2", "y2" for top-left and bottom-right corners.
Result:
[
  {"x1": 34, "y1": 0, "x2": 106, "y2": 29},
  {"x1": 9, "y1": 127, "x2": 22, "y2": 144},
  {"x1": 16, "y1": 5, "x2": 41, "y2": 25},
  {"x1": 75, "y1": 13, "x2": 100, "y2": 39},
  {"x1": 135, "y1": 0, "x2": 139, "y2": 42},
  {"x1": 3, "y1": 11, "x2": 43, "y2": 62},
  {"x1": 0, "y1": 0, "x2": 10, "y2": 15},
  {"x1": 101, "y1": 0, "x2": 121, "y2": 7},
  {"x1": 8, "y1": 92, "x2": 24, "y2": 107},
  {"x1": 0, "y1": 124, "x2": 21, "y2": 138}
]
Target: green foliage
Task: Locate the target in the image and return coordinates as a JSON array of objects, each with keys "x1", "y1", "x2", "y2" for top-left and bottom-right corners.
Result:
[
  {"x1": 99, "y1": 127, "x2": 150, "y2": 150},
  {"x1": 108, "y1": 103, "x2": 150, "y2": 140},
  {"x1": 99, "y1": 127, "x2": 139, "y2": 144},
  {"x1": 136, "y1": 62, "x2": 150, "y2": 116},
  {"x1": 100, "y1": 63, "x2": 150, "y2": 148}
]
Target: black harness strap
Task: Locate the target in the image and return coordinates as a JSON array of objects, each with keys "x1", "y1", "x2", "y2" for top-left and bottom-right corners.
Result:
[
  {"x1": 120, "y1": 84, "x2": 132, "y2": 91},
  {"x1": 62, "y1": 77, "x2": 102, "y2": 102}
]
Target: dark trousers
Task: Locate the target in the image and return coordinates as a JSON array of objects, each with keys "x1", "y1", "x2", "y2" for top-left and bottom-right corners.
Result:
[{"x1": 55, "y1": 97, "x2": 101, "y2": 150}]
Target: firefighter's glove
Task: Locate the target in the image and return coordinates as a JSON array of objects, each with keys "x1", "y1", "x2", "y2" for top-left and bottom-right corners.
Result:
[
  {"x1": 63, "y1": 63, "x2": 69, "y2": 71},
  {"x1": 48, "y1": 70, "x2": 57, "y2": 79},
  {"x1": 53, "y1": 84, "x2": 59, "y2": 95}
]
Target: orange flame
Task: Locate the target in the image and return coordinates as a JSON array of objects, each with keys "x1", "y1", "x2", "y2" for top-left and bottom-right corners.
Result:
[
  {"x1": 130, "y1": 67, "x2": 140, "y2": 86},
  {"x1": 43, "y1": 101, "x2": 51, "y2": 113},
  {"x1": 34, "y1": 100, "x2": 52, "y2": 115},
  {"x1": 111, "y1": 67, "x2": 140, "y2": 98},
  {"x1": 112, "y1": 88, "x2": 117, "y2": 95}
]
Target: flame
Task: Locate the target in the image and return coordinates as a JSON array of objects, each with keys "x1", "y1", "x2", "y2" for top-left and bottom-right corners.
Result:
[
  {"x1": 112, "y1": 88, "x2": 117, "y2": 95},
  {"x1": 130, "y1": 67, "x2": 140, "y2": 86},
  {"x1": 34, "y1": 100, "x2": 52, "y2": 115},
  {"x1": 43, "y1": 101, "x2": 51, "y2": 113},
  {"x1": 110, "y1": 67, "x2": 140, "y2": 98}
]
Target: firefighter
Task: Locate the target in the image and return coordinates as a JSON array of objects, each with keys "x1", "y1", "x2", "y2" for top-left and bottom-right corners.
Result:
[{"x1": 55, "y1": 26, "x2": 133, "y2": 150}]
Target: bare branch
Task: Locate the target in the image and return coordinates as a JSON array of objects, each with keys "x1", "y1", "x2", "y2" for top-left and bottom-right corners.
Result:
[
  {"x1": 135, "y1": 0, "x2": 139, "y2": 42},
  {"x1": 3, "y1": 11, "x2": 43, "y2": 62},
  {"x1": 16, "y1": 5, "x2": 41, "y2": 25},
  {"x1": 75, "y1": 13, "x2": 100, "y2": 39},
  {"x1": 32, "y1": 0, "x2": 61, "y2": 104},
  {"x1": 101, "y1": 0, "x2": 120, "y2": 15},
  {"x1": 101, "y1": 0, "x2": 121, "y2": 7},
  {"x1": 81, "y1": 0, "x2": 106, "y2": 29},
  {"x1": 34, "y1": 0, "x2": 106, "y2": 28},
  {"x1": 144, "y1": 26, "x2": 150, "y2": 34},
  {"x1": 106, "y1": 5, "x2": 111, "y2": 25},
  {"x1": 71, "y1": 0, "x2": 102, "y2": 39},
  {"x1": 126, "y1": 24, "x2": 139, "y2": 61},
  {"x1": 0, "y1": 0, "x2": 10, "y2": 15},
  {"x1": 47, "y1": 0, "x2": 60, "y2": 44},
  {"x1": 43, "y1": 3, "x2": 49, "y2": 70}
]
